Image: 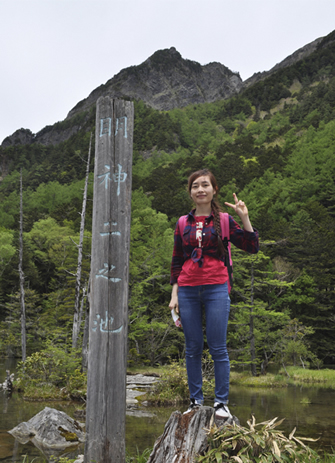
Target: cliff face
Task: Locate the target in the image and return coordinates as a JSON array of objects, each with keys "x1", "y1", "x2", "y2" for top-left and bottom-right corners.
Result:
[
  {"x1": 1, "y1": 37, "x2": 330, "y2": 148},
  {"x1": 1, "y1": 128, "x2": 35, "y2": 147},
  {"x1": 67, "y1": 47, "x2": 243, "y2": 118}
]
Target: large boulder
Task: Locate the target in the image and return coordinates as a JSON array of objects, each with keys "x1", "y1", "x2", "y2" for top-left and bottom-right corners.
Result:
[{"x1": 8, "y1": 407, "x2": 85, "y2": 457}]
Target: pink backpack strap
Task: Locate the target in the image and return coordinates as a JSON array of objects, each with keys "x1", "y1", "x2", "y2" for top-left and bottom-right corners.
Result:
[
  {"x1": 220, "y1": 212, "x2": 229, "y2": 240},
  {"x1": 177, "y1": 215, "x2": 188, "y2": 237},
  {"x1": 220, "y1": 212, "x2": 233, "y2": 292}
]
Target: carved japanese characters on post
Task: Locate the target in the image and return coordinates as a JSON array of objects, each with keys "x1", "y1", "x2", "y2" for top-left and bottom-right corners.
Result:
[{"x1": 85, "y1": 98, "x2": 133, "y2": 463}]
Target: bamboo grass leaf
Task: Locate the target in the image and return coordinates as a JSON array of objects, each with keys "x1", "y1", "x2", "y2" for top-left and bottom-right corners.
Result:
[
  {"x1": 266, "y1": 417, "x2": 280, "y2": 427},
  {"x1": 272, "y1": 440, "x2": 281, "y2": 456},
  {"x1": 292, "y1": 436, "x2": 307, "y2": 448},
  {"x1": 270, "y1": 418, "x2": 286, "y2": 429},
  {"x1": 231, "y1": 457, "x2": 243, "y2": 463},
  {"x1": 295, "y1": 436, "x2": 319, "y2": 442},
  {"x1": 289, "y1": 427, "x2": 296, "y2": 440}
]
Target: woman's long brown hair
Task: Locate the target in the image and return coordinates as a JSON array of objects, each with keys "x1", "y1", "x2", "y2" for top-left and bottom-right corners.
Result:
[{"x1": 187, "y1": 169, "x2": 226, "y2": 258}]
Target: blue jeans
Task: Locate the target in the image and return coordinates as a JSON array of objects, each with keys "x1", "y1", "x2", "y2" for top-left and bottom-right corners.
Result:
[{"x1": 178, "y1": 284, "x2": 230, "y2": 404}]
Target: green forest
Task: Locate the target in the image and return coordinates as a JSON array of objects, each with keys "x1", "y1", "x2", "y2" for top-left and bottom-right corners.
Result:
[{"x1": 1, "y1": 31, "x2": 335, "y2": 380}]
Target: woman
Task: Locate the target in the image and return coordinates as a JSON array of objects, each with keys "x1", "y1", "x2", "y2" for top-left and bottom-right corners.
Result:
[{"x1": 169, "y1": 169, "x2": 259, "y2": 419}]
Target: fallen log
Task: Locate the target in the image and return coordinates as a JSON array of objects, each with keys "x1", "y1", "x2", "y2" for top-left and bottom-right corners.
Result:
[{"x1": 147, "y1": 406, "x2": 239, "y2": 463}]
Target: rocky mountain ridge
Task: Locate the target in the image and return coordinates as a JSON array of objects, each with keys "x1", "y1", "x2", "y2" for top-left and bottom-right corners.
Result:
[
  {"x1": 242, "y1": 37, "x2": 323, "y2": 88},
  {"x1": 1, "y1": 36, "x2": 330, "y2": 147},
  {"x1": 67, "y1": 47, "x2": 243, "y2": 118}
]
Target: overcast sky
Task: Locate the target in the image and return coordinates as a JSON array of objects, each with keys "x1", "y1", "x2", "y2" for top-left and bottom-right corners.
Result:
[{"x1": 1, "y1": 0, "x2": 335, "y2": 143}]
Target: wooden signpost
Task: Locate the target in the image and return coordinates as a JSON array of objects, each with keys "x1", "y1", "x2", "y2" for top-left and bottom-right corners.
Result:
[{"x1": 85, "y1": 97, "x2": 134, "y2": 462}]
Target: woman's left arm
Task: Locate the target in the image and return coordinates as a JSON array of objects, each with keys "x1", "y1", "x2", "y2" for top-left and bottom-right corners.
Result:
[{"x1": 225, "y1": 193, "x2": 259, "y2": 253}]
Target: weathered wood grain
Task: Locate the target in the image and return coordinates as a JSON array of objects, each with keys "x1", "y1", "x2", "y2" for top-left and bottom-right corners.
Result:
[
  {"x1": 147, "y1": 407, "x2": 240, "y2": 463},
  {"x1": 147, "y1": 407, "x2": 213, "y2": 463},
  {"x1": 85, "y1": 97, "x2": 134, "y2": 463}
]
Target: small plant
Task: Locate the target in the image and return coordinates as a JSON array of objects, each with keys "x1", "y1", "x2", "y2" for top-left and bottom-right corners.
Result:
[
  {"x1": 50, "y1": 457, "x2": 76, "y2": 463},
  {"x1": 147, "y1": 358, "x2": 215, "y2": 404},
  {"x1": 126, "y1": 447, "x2": 152, "y2": 462},
  {"x1": 197, "y1": 415, "x2": 319, "y2": 462},
  {"x1": 21, "y1": 456, "x2": 40, "y2": 463},
  {"x1": 202, "y1": 349, "x2": 215, "y2": 379},
  {"x1": 147, "y1": 360, "x2": 189, "y2": 404},
  {"x1": 300, "y1": 397, "x2": 311, "y2": 405}
]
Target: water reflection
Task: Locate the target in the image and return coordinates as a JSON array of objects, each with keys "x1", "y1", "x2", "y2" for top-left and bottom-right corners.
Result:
[
  {"x1": 1, "y1": 357, "x2": 335, "y2": 461},
  {"x1": 126, "y1": 385, "x2": 335, "y2": 456},
  {"x1": 229, "y1": 385, "x2": 334, "y2": 452},
  {"x1": 0, "y1": 391, "x2": 84, "y2": 462}
]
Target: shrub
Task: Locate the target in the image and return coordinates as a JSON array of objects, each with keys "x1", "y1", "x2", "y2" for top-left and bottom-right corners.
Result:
[
  {"x1": 147, "y1": 360, "x2": 189, "y2": 404},
  {"x1": 197, "y1": 415, "x2": 321, "y2": 462},
  {"x1": 15, "y1": 343, "x2": 86, "y2": 400}
]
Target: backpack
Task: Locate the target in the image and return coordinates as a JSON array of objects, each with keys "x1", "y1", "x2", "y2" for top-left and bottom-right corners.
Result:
[{"x1": 178, "y1": 212, "x2": 233, "y2": 292}]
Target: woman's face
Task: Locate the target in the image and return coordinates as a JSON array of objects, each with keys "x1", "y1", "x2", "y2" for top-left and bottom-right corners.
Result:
[{"x1": 190, "y1": 175, "x2": 216, "y2": 207}]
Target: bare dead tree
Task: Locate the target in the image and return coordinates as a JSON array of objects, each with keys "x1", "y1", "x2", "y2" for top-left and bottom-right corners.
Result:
[
  {"x1": 249, "y1": 261, "x2": 257, "y2": 377},
  {"x1": 72, "y1": 133, "x2": 92, "y2": 348},
  {"x1": 81, "y1": 275, "x2": 90, "y2": 371},
  {"x1": 19, "y1": 169, "x2": 26, "y2": 362}
]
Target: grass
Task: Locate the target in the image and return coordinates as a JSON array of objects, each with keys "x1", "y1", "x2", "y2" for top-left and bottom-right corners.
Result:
[
  {"x1": 230, "y1": 367, "x2": 335, "y2": 389},
  {"x1": 141, "y1": 364, "x2": 335, "y2": 405},
  {"x1": 230, "y1": 371, "x2": 288, "y2": 388},
  {"x1": 22, "y1": 383, "x2": 67, "y2": 401},
  {"x1": 280, "y1": 366, "x2": 335, "y2": 389},
  {"x1": 127, "y1": 365, "x2": 161, "y2": 376}
]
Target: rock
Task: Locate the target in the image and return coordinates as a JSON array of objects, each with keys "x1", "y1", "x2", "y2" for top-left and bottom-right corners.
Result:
[
  {"x1": 8, "y1": 406, "x2": 85, "y2": 457},
  {"x1": 1, "y1": 128, "x2": 34, "y2": 147},
  {"x1": 126, "y1": 409, "x2": 157, "y2": 418},
  {"x1": 127, "y1": 373, "x2": 159, "y2": 386},
  {"x1": 126, "y1": 374, "x2": 158, "y2": 409},
  {"x1": 73, "y1": 455, "x2": 84, "y2": 463},
  {"x1": 8, "y1": 421, "x2": 34, "y2": 443},
  {"x1": 67, "y1": 47, "x2": 243, "y2": 119},
  {"x1": 147, "y1": 406, "x2": 239, "y2": 463},
  {"x1": 126, "y1": 387, "x2": 147, "y2": 404}
]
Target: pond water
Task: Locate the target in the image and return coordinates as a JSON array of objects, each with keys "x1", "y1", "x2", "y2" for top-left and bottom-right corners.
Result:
[{"x1": 1, "y1": 359, "x2": 334, "y2": 462}]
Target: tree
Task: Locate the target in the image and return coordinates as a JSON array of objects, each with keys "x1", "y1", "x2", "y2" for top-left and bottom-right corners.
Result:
[
  {"x1": 228, "y1": 247, "x2": 290, "y2": 375},
  {"x1": 276, "y1": 319, "x2": 317, "y2": 371},
  {"x1": 0, "y1": 289, "x2": 42, "y2": 357},
  {"x1": 24, "y1": 217, "x2": 91, "y2": 345},
  {"x1": 128, "y1": 189, "x2": 183, "y2": 365},
  {"x1": 0, "y1": 228, "x2": 15, "y2": 278},
  {"x1": 72, "y1": 133, "x2": 92, "y2": 348}
]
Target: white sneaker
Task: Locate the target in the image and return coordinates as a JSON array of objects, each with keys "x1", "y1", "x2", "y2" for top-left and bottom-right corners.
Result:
[
  {"x1": 183, "y1": 398, "x2": 202, "y2": 414},
  {"x1": 214, "y1": 402, "x2": 232, "y2": 420}
]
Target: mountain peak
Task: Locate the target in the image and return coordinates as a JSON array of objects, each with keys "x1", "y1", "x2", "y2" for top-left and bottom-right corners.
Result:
[
  {"x1": 67, "y1": 48, "x2": 242, "y2": 118},
  {"x1": 144, "y1": 47, "x2": 199, "y2": 72}
]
